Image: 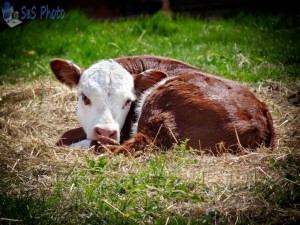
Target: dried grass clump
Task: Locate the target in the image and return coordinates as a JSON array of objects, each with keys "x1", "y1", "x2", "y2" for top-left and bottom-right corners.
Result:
[
  {"x1": 0, "y1": 79, "x2": 90, "y2": 196},
  {"x1": 0, "y1": 78, "x2": 299, "y2": 223}
]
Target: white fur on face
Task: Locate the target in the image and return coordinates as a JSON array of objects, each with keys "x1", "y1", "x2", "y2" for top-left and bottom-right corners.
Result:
[{"x1": 76, "y1": 60, "x2": 136, "y2": 141}]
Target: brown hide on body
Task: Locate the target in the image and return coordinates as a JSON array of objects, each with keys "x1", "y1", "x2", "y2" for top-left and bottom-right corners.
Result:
[{"x1": 133, "y1": 74, "x2": 274, "y2": 154}]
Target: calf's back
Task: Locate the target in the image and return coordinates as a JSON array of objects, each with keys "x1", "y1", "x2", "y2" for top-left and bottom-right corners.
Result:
[{"x1": 134, "y1": 73, "x2": 274, "y2": 154}]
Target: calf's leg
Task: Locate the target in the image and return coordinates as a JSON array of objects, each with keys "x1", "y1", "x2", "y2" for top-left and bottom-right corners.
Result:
[{"x1": 56, "y1": 127, "x2": 87, "y2": 146}]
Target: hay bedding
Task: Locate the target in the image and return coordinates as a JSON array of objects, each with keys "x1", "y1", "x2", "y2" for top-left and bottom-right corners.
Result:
[
  {"x1": 0, "y1": 78, "x2": 299, "y2": 221},
  {"x1": 0, "y1": 79, "x2": 83, "y2": 196}
]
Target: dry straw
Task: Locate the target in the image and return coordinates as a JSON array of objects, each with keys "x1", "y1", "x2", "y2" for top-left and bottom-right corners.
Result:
[{"x1": 0, "y1": 78, "x2": 299, "y2": 222}]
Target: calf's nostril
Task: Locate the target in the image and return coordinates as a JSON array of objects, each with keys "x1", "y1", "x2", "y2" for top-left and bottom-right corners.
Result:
[
  {"x1": 109, "y1": 130, "x2": 117, "y2": 139},
  {"x1": 94, "y1": 127, "x2": 117, "y2": 139},
  {"x1": 94, "y1": 127, "x2": 102, "y2": 136}
]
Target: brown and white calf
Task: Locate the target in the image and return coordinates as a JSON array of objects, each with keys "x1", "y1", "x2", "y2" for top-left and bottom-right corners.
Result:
[{"x1": 50, "y1": 55, "x2": 275, "y2": 155}]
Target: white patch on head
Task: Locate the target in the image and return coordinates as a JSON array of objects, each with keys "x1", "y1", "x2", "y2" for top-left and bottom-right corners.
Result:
[
  {"x1": 76, "y1": 59, "x2": 136, "y2": 142},
  {"x1": 131, "y1": 77, "x2": 170, "y2": 136}
]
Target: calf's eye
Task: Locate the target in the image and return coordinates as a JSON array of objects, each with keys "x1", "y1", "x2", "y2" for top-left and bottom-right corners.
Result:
[
  {"x1": 82, "y1": 93, "x2": 91, "y2": 105},
  {"x1": 122, "y1": 99, "x2": 132, "y2": 109}
]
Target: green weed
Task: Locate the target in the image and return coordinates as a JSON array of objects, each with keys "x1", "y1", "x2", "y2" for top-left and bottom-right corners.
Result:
[{"x1": 34, "y1": 153, "x2": 207, "y2": 224}]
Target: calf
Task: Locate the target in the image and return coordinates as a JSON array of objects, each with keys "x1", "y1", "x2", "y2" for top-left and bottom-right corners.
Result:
[{"x1": 50, "y1": 55, "x2": 274, "y2": 155}]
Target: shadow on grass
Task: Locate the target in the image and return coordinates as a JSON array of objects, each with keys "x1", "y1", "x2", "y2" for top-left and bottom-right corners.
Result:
[
  {"x1": 0, "y1": 193, "x2": 206, "y2": 225},
  {"x1": 0, "y1": 194, "x2": 50, "y2": 225}
]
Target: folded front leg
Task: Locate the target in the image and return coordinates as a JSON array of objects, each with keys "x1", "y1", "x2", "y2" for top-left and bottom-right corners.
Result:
[
  {"x1": 93, "y1": 132, "x2": 152, "y2": 156},
  {"x1": 56, "y1": 127, "x2": 87, "y2": 146}
]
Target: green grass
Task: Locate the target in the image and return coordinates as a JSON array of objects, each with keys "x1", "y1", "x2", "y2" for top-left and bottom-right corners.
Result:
[
  {"x1": 2, "y1": 148, "x2": 298, "y2": 224},
  {"x1": 1, "y1": 141, "x2": 299, "y2": 224},
  {"x1": 0, "y1": 149, "x2": 210, "y2": 225},
  {"x1": 51, "y1": 153, "x2": 206, "y2": 224},
  {"x1": 0, "y1": 11, "x2": 299, "y2": 84}
]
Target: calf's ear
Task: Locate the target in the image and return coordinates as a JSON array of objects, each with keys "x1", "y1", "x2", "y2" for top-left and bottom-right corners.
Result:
[
  {"x1": 50, "y1": 59, "x2": 84, "y2": 88},
  {"x1": 134, "y1": 69, "x2": 168, "y2": 94}
]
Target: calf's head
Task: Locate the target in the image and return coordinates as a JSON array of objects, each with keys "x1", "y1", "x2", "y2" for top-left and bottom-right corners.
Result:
[{"x1": 50, "y1": 59, "x2": 136, "y2": 143}]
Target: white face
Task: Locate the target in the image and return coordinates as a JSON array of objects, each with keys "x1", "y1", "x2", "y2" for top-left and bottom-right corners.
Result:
[{"x1": 76, "y1": 60, "x2": 136, "y2": 142}]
